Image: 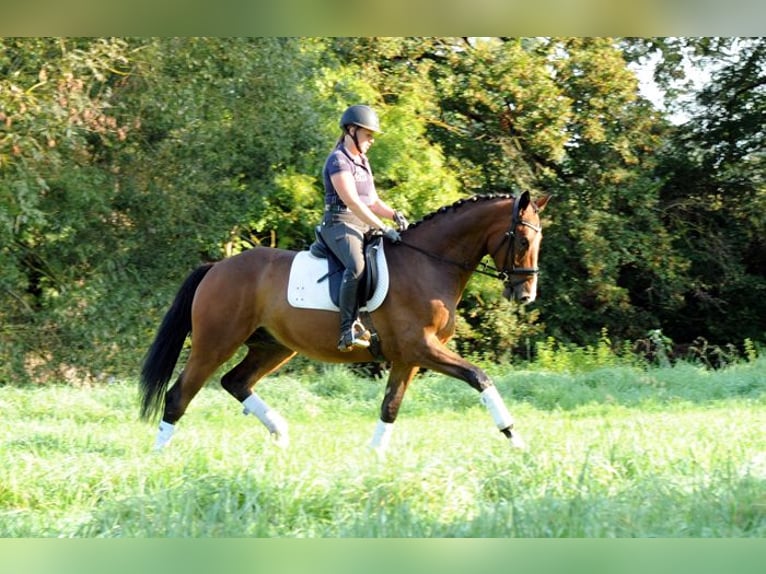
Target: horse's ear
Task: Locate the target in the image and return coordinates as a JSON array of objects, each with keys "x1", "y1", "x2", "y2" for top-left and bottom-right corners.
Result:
[
  {"x1": 518, "y1": 190, "x2": 531, "y2": 211},
  {"x1": 534, "y1": 194, "x2": 551, "y2": 212}
]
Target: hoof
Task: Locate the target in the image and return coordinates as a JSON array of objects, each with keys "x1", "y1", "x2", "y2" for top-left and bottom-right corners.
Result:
[
  {"x1": 152, "y1": 442, "x2": 170, "y2": 452},
  {"x1": 508, "y1": 432, "x2": 527, "y2": 450},
  {"x1": 271, "y1": 430, "x2": 290, "y2": 449},
  {"x1": 369, "y1": 444, "x2": 388, "y2": 460}
]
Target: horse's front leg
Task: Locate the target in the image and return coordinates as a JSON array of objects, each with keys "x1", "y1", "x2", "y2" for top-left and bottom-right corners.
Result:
[
  {"x1": 418, "y1": 338, "x2": 526, "y2": 449},
  {"x1": 480, "y1": 385, "x2": 526, "y2": 449},
  {"x1": 370, "y1": 363, "x2": 420, "y2": 454}
]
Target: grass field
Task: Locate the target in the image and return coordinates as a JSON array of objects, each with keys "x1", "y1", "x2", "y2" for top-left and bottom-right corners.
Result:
[{"x1": 1, "y1": 357, "x2": 764, "y2": 537}]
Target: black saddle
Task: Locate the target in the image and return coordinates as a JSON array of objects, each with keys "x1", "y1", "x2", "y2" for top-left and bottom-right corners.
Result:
[{"x1": 309, "y1": 226, "x2": 382, "y2": 307}]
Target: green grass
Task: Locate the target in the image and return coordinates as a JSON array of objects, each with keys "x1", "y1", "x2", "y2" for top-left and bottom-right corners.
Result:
[{"x1": 1, "y1": 358, "x2": 764, "y2": 537}]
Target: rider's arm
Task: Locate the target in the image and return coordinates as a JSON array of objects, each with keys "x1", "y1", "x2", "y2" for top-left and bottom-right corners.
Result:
[{"x1": 369, "y1": 198, "x2": 396, "y2": 220}]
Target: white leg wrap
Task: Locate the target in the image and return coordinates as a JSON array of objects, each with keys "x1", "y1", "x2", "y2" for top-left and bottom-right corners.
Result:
[
  {"x1": 369, "y1": 419, "x2": 394, "y2": 453},
  {"x1": 242, "y1": 394, "x2": 289, "y2": 448},
  {"x1": 154, "y1": 420, "x2": 175, "y2": 451},
  {"x1": 480, "y1": 386, "x2": 514, "y2": 430}
]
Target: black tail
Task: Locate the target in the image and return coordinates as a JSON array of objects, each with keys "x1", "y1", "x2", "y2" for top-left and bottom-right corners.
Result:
[{"x1": 139, "y1": 263, "x2": 214, "y2": 421}]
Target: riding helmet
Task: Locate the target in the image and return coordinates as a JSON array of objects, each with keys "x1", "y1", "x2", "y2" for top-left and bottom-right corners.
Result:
[{"x1": 340, "y1": 105, "x2": 383, "y2": 133}]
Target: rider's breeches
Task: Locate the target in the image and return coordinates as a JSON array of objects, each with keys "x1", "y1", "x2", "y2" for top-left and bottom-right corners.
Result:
[{"x1": 320, "y1": 213, "x2": 367, "y2": 332}]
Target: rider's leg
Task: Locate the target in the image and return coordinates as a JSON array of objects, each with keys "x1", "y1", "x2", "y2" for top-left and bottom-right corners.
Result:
[{"x1": 319, "y1": 216, "x2": 369, "y2": 351}]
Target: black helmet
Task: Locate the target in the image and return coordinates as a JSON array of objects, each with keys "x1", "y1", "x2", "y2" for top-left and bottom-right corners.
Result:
[{"x1": 340, "y1": 105, "x2": 382, "y2": 133}]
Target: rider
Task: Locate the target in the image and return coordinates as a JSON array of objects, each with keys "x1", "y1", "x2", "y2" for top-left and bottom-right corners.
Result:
[{"x1": 320, "y1": 104, "x2": 409, "y2": 352}]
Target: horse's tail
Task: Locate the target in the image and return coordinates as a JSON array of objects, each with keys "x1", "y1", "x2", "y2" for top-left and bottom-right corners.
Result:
[{"x1": 139, "y1": 263, "x2": 215, "y2": 421}]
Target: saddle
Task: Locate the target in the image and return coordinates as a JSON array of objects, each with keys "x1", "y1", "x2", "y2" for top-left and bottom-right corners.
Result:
[{"x1": 286, "y1": 227, "x2": 389, "y2": 312}]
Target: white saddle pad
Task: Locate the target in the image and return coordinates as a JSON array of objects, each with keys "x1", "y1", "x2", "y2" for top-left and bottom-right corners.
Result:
[{"x1": 287, "y1": 244, "x2": 389, "y2": 312}]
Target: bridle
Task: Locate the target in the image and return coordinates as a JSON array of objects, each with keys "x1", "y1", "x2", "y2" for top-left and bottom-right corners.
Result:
[
  {"x1": 397, "y1": 195, "x2": 542, "y2": 290},
  {"x1": 490, "y1": 195, "x2": 542, "y2": 290}
]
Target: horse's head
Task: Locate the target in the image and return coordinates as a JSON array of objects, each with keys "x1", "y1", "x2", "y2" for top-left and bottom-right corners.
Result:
[{"x1": 491, "y1": 191, "x2": 550, "y2": 304}]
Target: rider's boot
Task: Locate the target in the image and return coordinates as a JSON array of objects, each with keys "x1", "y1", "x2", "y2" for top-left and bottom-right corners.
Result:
[{"x1": 337, "y1": 277, "x2": 370, "y2": 352}]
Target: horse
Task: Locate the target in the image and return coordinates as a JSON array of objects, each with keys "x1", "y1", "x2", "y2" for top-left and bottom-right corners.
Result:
[{"x1": 139, "y1": 191, "x2": 549, "y2": 453}]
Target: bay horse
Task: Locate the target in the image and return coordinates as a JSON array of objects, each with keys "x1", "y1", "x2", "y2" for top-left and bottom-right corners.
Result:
[{"x1": 139, "y1": 192, "x2": 549, "y2": 453}]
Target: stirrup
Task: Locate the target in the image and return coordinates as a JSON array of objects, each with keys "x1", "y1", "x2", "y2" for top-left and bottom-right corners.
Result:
[
  {"x1": 352, "y1": 319, "x2": 371, "y2": 342},
  {"x1": 338, "y1": 328, "x2": 371, "y2": 352}
]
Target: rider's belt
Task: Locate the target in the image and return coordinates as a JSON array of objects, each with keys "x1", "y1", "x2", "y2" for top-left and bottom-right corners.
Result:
[{"x1": 325, "y1": 203, "x2": 349, "y2": 213}]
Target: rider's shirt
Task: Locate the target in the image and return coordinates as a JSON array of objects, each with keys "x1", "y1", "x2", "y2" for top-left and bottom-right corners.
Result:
[{"x1": 323, "y1": 144, "x2": 379, "y2": 207}]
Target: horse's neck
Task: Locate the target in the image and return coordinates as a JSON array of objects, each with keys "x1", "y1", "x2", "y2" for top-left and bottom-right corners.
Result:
[{"x1": 411, "y1": 202, "x2": 501, "y2": 266}]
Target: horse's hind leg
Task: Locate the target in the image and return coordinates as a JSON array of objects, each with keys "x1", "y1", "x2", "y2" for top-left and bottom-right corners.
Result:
[
  {"x1": 154, "y1": 351, "x2": 231, "y2": 450},
  {"x1": 369, "y1": 363, "x2": 420, "y2": 455},
  {"x1": 221, "y1": 329, "x2": 296, "y2": 447},
  {"x1": 155, "y1": 315, "x2": 250, "y2": 450}
]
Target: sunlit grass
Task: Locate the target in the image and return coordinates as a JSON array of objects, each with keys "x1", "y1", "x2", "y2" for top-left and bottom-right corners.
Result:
[{"x1": 0, "y1": 359, "x2": 764, "y2": 537}]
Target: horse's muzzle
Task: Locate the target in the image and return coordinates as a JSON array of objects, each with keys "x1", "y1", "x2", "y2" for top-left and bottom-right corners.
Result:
[
  {"x1": 516, "y1": 293, "x2": 535, "y2": 304},
  {"x1": 503, "y1": 279, "x2": 537, "y2": 304}
]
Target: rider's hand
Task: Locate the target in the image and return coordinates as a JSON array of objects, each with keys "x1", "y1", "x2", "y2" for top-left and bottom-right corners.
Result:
[
  {"x1": 393, "y1": 210, "x2": 409, "y2": 231},
  {"x1": 382, "y1": 227, "x2": 402, "y2": 243}
]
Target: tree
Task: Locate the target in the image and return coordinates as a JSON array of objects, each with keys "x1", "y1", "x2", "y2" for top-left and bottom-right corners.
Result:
[
  {"x1": 0, "y1": 38, "x2": 134, "y2": 380},
  {"x1": 0, "y1": 38, "x2": 333, "y2": 380},
  {"x1": 650, "y1": 38, "x2": 766, "y2": 345},
  {"x1": 537, "y1": 38, "x2": 690, "y2": 345},
  {"x1": 322, "y1": 37, "x2": 687, "y2": 353}
]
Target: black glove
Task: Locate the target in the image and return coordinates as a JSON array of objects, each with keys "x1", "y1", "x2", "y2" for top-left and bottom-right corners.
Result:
[
  {"x1": 393, "y1": 210, "x2": 409, "y2": 231},
  {"x1": 382, "y1": 227, "x2": 402, "y2": 243}
]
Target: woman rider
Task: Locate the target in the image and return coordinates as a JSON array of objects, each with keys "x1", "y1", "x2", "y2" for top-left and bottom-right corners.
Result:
[{"x1": 319, "y1": 104, "x2": 408, "y2": 352}]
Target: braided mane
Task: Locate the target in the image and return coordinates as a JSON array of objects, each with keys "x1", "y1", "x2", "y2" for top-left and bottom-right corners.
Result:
[{"x1": 408, "y1": 193, "x2": 514, "y2": 229}]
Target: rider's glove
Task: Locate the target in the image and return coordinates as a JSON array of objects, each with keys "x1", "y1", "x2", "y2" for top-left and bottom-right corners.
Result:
[{"x1": 382, "y1": 227, "x2": 402, "y2": 244}]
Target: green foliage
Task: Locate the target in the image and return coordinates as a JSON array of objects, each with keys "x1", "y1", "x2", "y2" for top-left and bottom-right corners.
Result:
[
  {"x1": 0, "y1": 38, "x2": 135, "y2": 382},
  {"x1": 453, "y1": 279, "x2": 545, "y2": 364},
  {"x1": 0, "y1": 37, "x2": 763, "y2": 383},
  {"x1": 531, "y1": 329, "x2": 635, "y2": 373},
  {"x1": 651, "y1": 40, "x2": 766, "y2": 346},
  {"x1": 1, "y1": 38, "x2": 332, "y2": 381},
  {"x1": 621, "y1": 38, "x2": 766, "y2": 346},
  {"x1": 744, "y1": 339, "x2": 759, "y2": 363},
  {"x1": 533, "y1": 39, "x2": 692, "y2": 346}
]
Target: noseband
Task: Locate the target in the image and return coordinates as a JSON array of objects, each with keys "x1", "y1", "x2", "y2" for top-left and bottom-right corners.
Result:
[{"x1": 491, "y1": 196, "x2": 542, "y2": 290}]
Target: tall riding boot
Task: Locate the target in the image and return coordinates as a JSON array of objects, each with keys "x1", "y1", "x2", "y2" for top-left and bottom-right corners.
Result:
[{"x1": 337, "y1": 274, "x2": 369, "y2": 351}]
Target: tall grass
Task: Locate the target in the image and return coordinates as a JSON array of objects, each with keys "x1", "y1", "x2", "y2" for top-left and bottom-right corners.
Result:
[{"x1": 0, "y1": 357, "x2": 764, "y2": 537}]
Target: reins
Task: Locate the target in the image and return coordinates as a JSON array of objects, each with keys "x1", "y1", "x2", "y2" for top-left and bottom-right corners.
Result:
[
  {"x1": 396, "y1": 195, "x2": 542, "y2": 288},
  {"x1": 397, "y1": 239, "x2": 513, "y2": 282}
]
